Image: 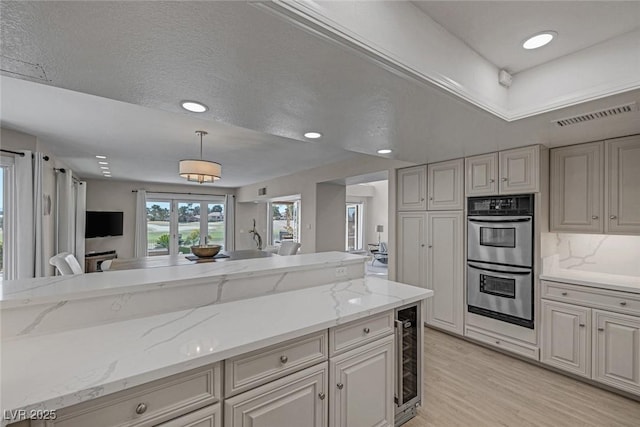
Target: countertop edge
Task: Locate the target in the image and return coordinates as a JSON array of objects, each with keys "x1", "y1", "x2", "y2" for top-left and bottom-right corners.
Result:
[{"x1": 540, "y1": 273, "x2": 640, "y2": 294}]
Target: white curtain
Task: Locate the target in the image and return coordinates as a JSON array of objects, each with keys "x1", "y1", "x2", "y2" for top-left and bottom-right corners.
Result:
[
  {"x1": 134, "y1": 189, "x2": 147, "y2": 257},
  {"x1": 74, "y1": 181, "x2": 87, "y2": 270},
  {"x1": 6, "y1": 150, "x2": 33, "y2": 279},
  {"x1": 56, "y1": 168, "x2": 75, "y2": 255},
  {"x1": 33, "y1": 153, "x2": 46, "y2": 277},
  {"x1": 225, "y1": 194, "x2": 235, "y2": 251}
]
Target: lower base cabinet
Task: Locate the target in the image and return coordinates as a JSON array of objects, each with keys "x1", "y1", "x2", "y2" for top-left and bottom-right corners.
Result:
[
  {"x1": 157, "y1": 403, "x2": 221, "y2": 427},
  {"x1": 224, "y1": 363, "x2": 328, "y2": 427},
  {"x1": 329, "y1": 335, "x2": 395, "y2": 427}
]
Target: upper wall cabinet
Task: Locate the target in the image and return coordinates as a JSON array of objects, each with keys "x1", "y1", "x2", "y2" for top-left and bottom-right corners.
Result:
[
  {"x1": 397, "y1": 165, "x2": 427, "y2": 211},
  {"x1": 606, "y1": 135, "x2": 640, "y2": 234},
  {"x1": 499, "y1": 146, "x2": 540, "y2": 194},
  {"x1": 550, "y1": 142, "x2": 604, "y2": 233},
  {"x1": 428, "y1": 159, "x2": 464, "y2": 210},
  {"x1": 465, "y1": 146, "x2": 542, "y2": 196},
  {"x1": 549, "y1": 135, "x2": 640, "y2": 235},
  {"x1": 465, "y1": 153, "x2": 498, "y2": 196}
]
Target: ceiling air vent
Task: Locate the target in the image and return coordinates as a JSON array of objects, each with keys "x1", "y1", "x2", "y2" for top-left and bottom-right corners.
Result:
[{"x1": 553, "y1": 102, "x2": 638, "y2": 127}]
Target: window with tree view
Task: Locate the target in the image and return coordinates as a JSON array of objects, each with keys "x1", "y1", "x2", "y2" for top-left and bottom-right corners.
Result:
[
  {"x1": 146, "y1": 195, "x2": 225, "y2": 256},
  {"x1": 269, "y1": 200, "x2": 300, "y2": 246}
]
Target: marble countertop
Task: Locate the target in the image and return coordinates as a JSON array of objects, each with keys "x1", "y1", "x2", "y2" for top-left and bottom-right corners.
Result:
[
  {"x1": 540, "y1": 270, "x2": 640, "y2": 294},
  {"x1": 1, "y1": 276, "x2": 432, "y2": 422},
  {"x1": 0, "y1": 252, "x2": 365, "y2": 309}
]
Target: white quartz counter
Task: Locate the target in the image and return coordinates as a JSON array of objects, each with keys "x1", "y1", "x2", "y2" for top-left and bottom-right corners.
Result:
[
  {"x1": 540, "y1": 270, "x2": 640, "y2": 294},
  {"x1": 0, "y1": 252, "x2": 365, "y2": 309},
  {"x1": 1, "y1": 276, "x2": 432, "y2": 423}
]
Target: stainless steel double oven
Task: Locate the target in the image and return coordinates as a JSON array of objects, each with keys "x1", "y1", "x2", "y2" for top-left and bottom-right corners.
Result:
[{"x1": 467, "y1": 194, "x2": 535, "y2": 329}]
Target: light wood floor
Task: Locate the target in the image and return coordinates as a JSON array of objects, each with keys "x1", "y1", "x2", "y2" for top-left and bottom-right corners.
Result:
[{"x1": 404, "y1": 328, "x2": 640, "y2": 427}]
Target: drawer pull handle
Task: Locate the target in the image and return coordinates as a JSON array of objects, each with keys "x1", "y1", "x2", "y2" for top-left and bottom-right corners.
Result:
[
  {"x1": 318, "y1": 392, "x2": 326, "y2": 400},
  {"x1": 579, "y1": 324, "x2": 585, "y2": 327},
  {"x1": 280, "y1": 355, "x2": 288, "y2": 364},
  {"x1": 610, "y1": 215, "x2": 617, "y2": 220},
  {"x1": 620, "y1": 301, "x2": 627, "y2": 306},
  {"x1": 598, "y1": 328, "x2": 604, "y2": 332},
  {"x1": 421, "y1": 198, "x2": 425, "y2": 201},
  {"x1": 495, "y1": 340, "x2": 500, "y2": 345},
  {"x1": 592, "y1": 216, "x2": 599, "y2": 220},
  {"x1": 135, "y1": 403, "x2": 147, "y2": 415},
  {"x1": 429, "y1": 197, "x2": 433, "y2": 201},
  {"x1": 561, "y1": 292, "x2": 568, "y2": 296},
  {"x1": 337, "y1": 383, "x2": 344, "y2": 390},
  {"x1": 363, "y1": 327, "x2": 371, "y2": 334}
]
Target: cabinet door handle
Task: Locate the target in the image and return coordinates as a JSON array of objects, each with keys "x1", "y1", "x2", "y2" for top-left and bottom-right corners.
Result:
[
  {"x1": 610, "y1": 215, "x2": 617, "y2": 220},
  {"x1": 428, "y1": 245, "x2": 433, "y2": 248},
  {"x1": 363, "y1": 327, "x2": 371, "y2": 334},
  {"x1": 489, "y1": 179, "x2": 495, "y2": 183},
  {"x1": 420, "y1": 198, "x2": 425, "y2": 201},
  {"x1": 318, "y1": 392, "x2": 326, "y2": 400},
  {"x1": 135, "y1": 403, "x2": 147, "y2": 415},
  {"x1": 598, "y1": 327, "x2": 604, "y2": 332},
  {"x1": 429, "y1": 197, "x2": 433, "y2": 200},
  {"x1": 421, "y1": 244, "x2": 425, "y2": 247},
  {"x1": 280, "y1": 355, "x2": 288, "y2": 364},
  {"x1": 579, "y1": 324, "x2": 585, "y2": 327},
  {"x1": 561, "y1": 292, "x2": 568, "y2": 296},
  {"x1": 620, "y1": 301, "x2": 627, "y2": 306},
  {"x1": 591, "y1": 216, "x2": 599, "y2": 220},
  {"x1": 502, "y1": 177, "x2": 508, "y2": 182},
  {"x1": 337, "y1": 383, "x2": 344, "y2": 390},
  {"x1": 495, "y1": 340, "x2": 501, "y2": 345}
]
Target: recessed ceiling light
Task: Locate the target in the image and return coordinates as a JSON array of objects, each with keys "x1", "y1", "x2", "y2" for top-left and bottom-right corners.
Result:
[
  {"x1": 181, "y1": 101, "x2": 208, "y2": 113},
  {"x1": 100, "y1": 166, "x2": 110, "y2": 170},
  {"x1": 98, "y1": 161, "x2": 109, "y2": 165},
  {"x1": 304, "y1": 132, "x2": 322, "y2": 139},
  {"x1": 377, "y1": 149, "x2": 392, "y2": 154},
  {"x1": 95, "y1": 155, "x2": 107, "y2": 159},
  {"x1": 522, "y1": 31, "x2": 557, "y2": 50}
]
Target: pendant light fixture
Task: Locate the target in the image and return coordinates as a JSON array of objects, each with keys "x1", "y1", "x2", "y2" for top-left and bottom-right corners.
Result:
[{"x1": 179, "y1": 130, "x2": 221, "y2": 184}]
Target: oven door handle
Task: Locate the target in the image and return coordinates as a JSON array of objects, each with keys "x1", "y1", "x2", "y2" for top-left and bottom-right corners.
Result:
[
  {"x1": 468, "y1": 218, "x2": 531, "y2": 223},
  {"x1": 468, "y1": 263, "x2": 531, "y2": 275}
]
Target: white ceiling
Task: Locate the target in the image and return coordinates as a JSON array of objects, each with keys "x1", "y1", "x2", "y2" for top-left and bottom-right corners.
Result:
[
  {"x1": 1, "y1": 1, "x2": 640, "y2": 188},
  {"x1": 413, "y1": 1, "x2": 640, "y2": 74}
]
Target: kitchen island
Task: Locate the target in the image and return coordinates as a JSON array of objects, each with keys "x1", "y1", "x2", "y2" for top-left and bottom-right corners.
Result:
[{"x1": 1, "y1": 252, "x2": 432, "y2": 426}]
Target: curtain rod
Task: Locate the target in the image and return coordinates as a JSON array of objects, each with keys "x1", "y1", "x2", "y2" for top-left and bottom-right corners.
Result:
[
  {"x1": 132, "y1": 190, "x2": 231, "y2": 197},
  {"x1": 0, "y1": 149, "x2": 50, "y2": 161}
]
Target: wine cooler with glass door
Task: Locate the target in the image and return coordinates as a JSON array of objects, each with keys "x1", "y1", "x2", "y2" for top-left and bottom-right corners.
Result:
[{"x1": 395, "y1": 302, "x2": 423, "y2": 426}]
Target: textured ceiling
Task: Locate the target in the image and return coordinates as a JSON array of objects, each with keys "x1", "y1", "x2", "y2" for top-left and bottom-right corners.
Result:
[{"x1": 413, "y1": 1, "x2": 640, "y2": 73}]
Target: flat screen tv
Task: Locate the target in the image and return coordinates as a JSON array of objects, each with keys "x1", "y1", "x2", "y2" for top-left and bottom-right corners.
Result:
[{"x1": 85, "y1": 211, "x2": 123, "y2": 238}]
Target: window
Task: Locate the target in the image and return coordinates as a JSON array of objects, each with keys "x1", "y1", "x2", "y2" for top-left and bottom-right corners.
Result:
[
  {"x1": 0, "y1": 156, "x2": 13, "y2": 279},
  {"x1": 146, "y1": 194, "x2": 226, "y2": 256},
  {"x1": 268, "y1": 200, "x2": 300, "y2": 246},
  {"x1": 0, "y1": 164, "x2": 4, "y2": 277},
  {"x1": 346, "y1": 202, "x2": 364, "y2": 251}
]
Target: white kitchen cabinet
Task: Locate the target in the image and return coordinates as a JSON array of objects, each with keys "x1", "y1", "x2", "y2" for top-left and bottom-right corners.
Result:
[
  {"x1": 427, "y1": 159, "x2": 464, "y2": 210},
  {"x1": 397, "y1": 165, "x2": 427, "y2": 211},
  {"x1": 396, "y1": 212, "x2": 427, "y2": 288},
  {"x1": 329, "y1": 335, "x2": 394, "y2": 427},
  {"x1": 426, "y1": 211, "x2": 463, "y2": 335},
  {"x1": 465, "y1": 153, "x2": 498, "y2": 196},
  {"x1": 156, "y1": 404, "x2": 221, "y2": 427},
  {"x1": 606, "y1": 135, "x2": 640, "y2": 234},
  {"x1": 224, "y1": 363, "x2": 328, "y2": 427},
  {"x1": 550, "y1": 142, "x2": 604, "y2": 233},
  {"x1": 593, "y1": 310, "x2": 640, "y2": 395},
  {"x1": 541, "y1": 300, "x2": 591, "y2": 378},
  {"x1": 499, "y1": 145, "x2": 540, "y2": 194}
]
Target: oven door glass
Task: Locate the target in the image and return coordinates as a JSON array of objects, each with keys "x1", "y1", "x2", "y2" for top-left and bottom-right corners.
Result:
[
  {"x1": 480, "y1": 274, "x2": 515, "y2": 298},
  {"x1": 467, "y1": 216, "x2": 532, "y2": 267}
]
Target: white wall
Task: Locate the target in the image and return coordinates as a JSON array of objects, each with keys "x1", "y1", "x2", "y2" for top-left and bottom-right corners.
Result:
[
  {"x1": 236, "y1": 153, "x2": 410, "y2": 254},
  {"x1": 235, "y1": 202, "x2": 268, "y2": 250},
  {"x1": 316, "y1": 183, "x2": 346, "y2": 252},
  {"x1": 84, "y1": 179, "x2": 234, "y2": 258}
]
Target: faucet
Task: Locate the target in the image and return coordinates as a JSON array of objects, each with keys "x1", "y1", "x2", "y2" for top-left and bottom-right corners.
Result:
[{"x1": 249, "y1": 219, "x2": 263, "y2": 250}]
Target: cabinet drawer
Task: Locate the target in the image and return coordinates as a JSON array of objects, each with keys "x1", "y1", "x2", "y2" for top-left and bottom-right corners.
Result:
[
  {"x1": 465, "y1": 326, "x2": 539, "y2": 360},
  {"x1": 46, "y1": 363, "x2": 221, "y2": 427},
  {"x1": 155, "y1": 403, "x2": 221, "y2": 427},
  {"x1": 542, "y1": 280, "x2": 640, "y2": 316},
  {"x1": 329, "y1": 311, "x2": 394, "y2": 356},
  {"x1": 224, "y1": 331, "x2": 327, "y2": 397}
]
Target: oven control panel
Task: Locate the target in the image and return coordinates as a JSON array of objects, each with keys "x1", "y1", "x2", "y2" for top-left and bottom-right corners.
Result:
[{"x1": 467, "y1": 194, "x2": 534, "y2": 216}]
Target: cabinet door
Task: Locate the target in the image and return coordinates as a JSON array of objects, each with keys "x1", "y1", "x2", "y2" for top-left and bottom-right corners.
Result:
[
  {"x1": 397, "y1": 166, "x2": 427, "y2": 211},
  {"x1": 593, "y1": 310, "x2": 640, "y2": 395},
  {"x1": 606, "y1": 135, "x2": 640, "y2": 234},
  {"x1": 541, "y1": 300, "x2": 591, "y2": 378},
  {"x1": 396, "y1": 212, "x2": 427, "y2": 288},
  {"x1": 426, "y1": 211, "x2": 463, "y2": 335},
  {"x1": 499, "y1": 146, "x2": 539, "y2": 194},
  {"x1": 157, "y1": 403, "x2": 221, "y2": 427},
  {"x1": 330, "y1": 335, "x2": 394, "y2": 427},
  {"x1": 550, "y1": 142, "x2": 604, "y2": 233},
  {"x1": 465, "y1": 153, "x2": 498, "y2": 196},
  {"x1": 224, "y1": 363, "x2": 327, "y2": 427},
  {"x1": 428, "y1": 159, "x2": 464, "y2": 210}
]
